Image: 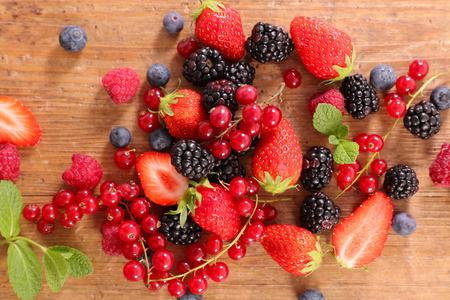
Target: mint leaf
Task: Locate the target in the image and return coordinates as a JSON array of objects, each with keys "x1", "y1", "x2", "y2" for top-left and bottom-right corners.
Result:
[
  {"x1": 336, "y1": 125, "x2": 349, "y2": 140},
  {"x1": 0, "y1": 180, "x2": 24, "y2": 239},
  {"x1": 48, "y1": 246, "x2": 93, "y2": 278},
  {"x1": 43, "y1": 249, "x2": 68, "y2": 292},
  {"x1": 328, "y1": 135, "x2": 340, "y2": 145},
  {"x1": 334, "y1": 141, "x2": 359, "y2": 164},
  {"x1": 7, "y1": 240, "x2": 42, "y2": 300},
  {"x1": 313, "y1": 104, "x2": 343, "y2": 136}
]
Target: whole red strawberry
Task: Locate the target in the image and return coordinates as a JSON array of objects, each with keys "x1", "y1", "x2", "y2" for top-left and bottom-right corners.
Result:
[
  {"x1": 308, "y1": 88, "x2": 345, "y2": 116},
  {"x1": 102, "y1": 67, "x2": 140, "y2": 105},
  {"x1": 251, "y1": 118, "x2": 302, "y2": 194},
  {"x1": 62, "y1": 153, "x2": 103, "y2": 190},
  {"x1": 429, "y1": 143, "x2": 450, "y2": 187},
  {"x1": 260, "y1": 224, "x2": 323, "y2": 276},
  {"x1": 290, "y1": 16, "x2": 355, "y2": 83},
  {"x1": 192, "y1": 0, "x2": 245, "y2": 61},
  {"x1": 0, "y1": 143, "x2": 20, "y2": 182}
]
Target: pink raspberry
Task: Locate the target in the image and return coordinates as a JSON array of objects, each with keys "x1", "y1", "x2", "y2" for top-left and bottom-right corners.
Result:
[
  {"x1": 0, "y1": 143, "x2": 21, "y2": 183},
  {"x1": 100, "y1": 220, "x2": 120, "y2": 236},
  {"x1": 62, "y1": 153, "x2": 103, "y2": 190},
  {"x1": 429, "y1": 143, "x2": 450, "y2": 187},
  {"x1": 102, "y1": 232, "x2": 124, "y2": 257},
  {"x1": 102, "y1": 67, "x2": 140, "y2": 105},
  {"x1": 308, "y1": 88, "x2": 345, "y2": 116}
]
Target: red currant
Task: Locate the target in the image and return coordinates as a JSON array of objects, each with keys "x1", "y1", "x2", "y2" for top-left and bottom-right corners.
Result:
[
  {"x1": 60, "y1": 213, "x2": 76, "y2": 228},
  {"x1": 140, "y1": 214, "x2": 159, "y2": 234},
  {"x1": 147, "y1": 232, "x2": 167, "y2": 251},
  {"x1": 75, "y1": 188, "x2": 91, "y2": 203},
  {"x1": 283, "y1": 69, "x2": 302, "y2": 89},
  {"x1": 206, "y1": 235, "x2": 223, "y2": 255},
  {"x1": 119, "y1": 181, "x2": 140, "y2": 202},
  {"x1": 220, "y1": 120, "x2": 237, "y2": 140},
  {"x1": 262, "y1": 106, "x2": 282, "y2": 128},
  {"x1": 118, "y1": 220, "x2": 140, "y2": 242},
  {"x1": 229, "y1": 130, "x2": 251, "y2": 151},
  {"x1": 371, "y1": 159, "x2": 388, "y2": 175},
  {"x1": 130, "y1": 198, "x2": 150, "y2": 218},
  {"x1": 367, "y1": 134, "x2": 384, "y2": 153},
  {"x1": 101, "y1": 188, "x2": 122, "y2": 207},
  {"x1": 247, "y1": 221, "x2": 265, "y2": 240},
  {"x1": 209, "y1": 262, "x2": 229, "y2": 282},
  {"x1": 143, "y1": 87, "x2": 164, "y2": 111},
  {"x1": 37, "y1": 218, "x2": 55, "y2": 235},
  {"x1": 168, "y1": 279, "x2": 186, "y2": 297},
  {"x1": 409, "y1": 59, "x2": 429, "y2": 80},
  {"x1": 355, "y1": 133, "x2": 369, "y2": 152},
  {"x1": 100, "y1": 180, "x2": 118, "y2": 194},
  {"x1": 229, "y1": 177, "x2": 248, "y2": 198},
  {"x1": 209, "y1": 105, "x2": 232, "y2": 128},
  {"x1": 235, "y1": 197, "x2": 255, "y2": 216},
  {"x1": 138, "y1": 111, "x2": 160, "y2": 133},
  {"x1": 386, "y1": 98, "x2": 407, "y2": 118},
  {"x1": 252, "y1": 205, "x2": 266, "y2": 222},
  {"x1": 66, "y1": 204, "x2": 83, "y2": 221},
  {"x1": 384, "y1": 92, "x2": 403, "y2": 106},
  {"x1": 78, "y1": 195, "x2": 99, "y2": 214},
  {"x1": 114, "y1": 148, "x2": 136, "y2": 170},
  {"x1": 236, "y1": 85, "x2": 258, "y2": 105},
  {"x1": 197, "y1": 120, "x2": 217, "y2": 141},
  {"x1": 242, "y1": 103, "x2": 263, "y2": 124},
  {"x1": 152, "y1": 248, "x2": 174, "y2": 272},
  {"x1": 123, "y1": 241, "x2": 144, "y2": 260},
  {"x1": 359, "y1": 175, "x2": 379, "y2": 194},
  {"x1": 194, "y1": 264, "x2": 210, "y2": 280},
  {"x1": 144, "y1": 270, "x2": 168, "y2": 291},
  {"x1": 123, "y1": 260, "x2": 145, "y2": 281},
  {"x1": 239, "y1": 232, "x2": 256, "y2": 245},
  {"x1": 188, "y1": 276, "x2": 207, "y2": 295},
  {"x1": 228, "y1": 241, "x2": 246, "y2": 260},
  {"x1": 337, "y1": 178, "x2": 353, "y2": 192},
  {"x1": 53, "y1": 190, "x2": 75, "y2": 208},
  {"x1": 352, "y1": 160, "x2": 362, "y2": 172},
  {"x1": 177, "y1": 37, "x2": 199, "y2": 59},
  {"x1": 106, "y1": 206, "x2": 124, "y2": 224},
  {"x1": 210, "y1": 139, "x2": 231, "y2": 159},
  {"x1": 396, "y1": 75, "x2": 416, "y2": 96},
  {"x1": 264, "y1": 205, "x2": 277, "y2": 221},
  {"x1": 187, "y1": 243, "x2": 207, "y2": 264},
  {"x1": 337, "y1": 164, "x2": 357, "y2": 183},
  {"x1": 246, "y1": 178, "x2": 260, "y2": 196},
  {"x1": 23, "y1": 203, "x2": 40, "y2": 221},
  {"x1": 239, "y1": 120, "x2": 262, "y2": 137},
  {"x1": 177, "y1": 259, "x2": 193, "y2": 274}
]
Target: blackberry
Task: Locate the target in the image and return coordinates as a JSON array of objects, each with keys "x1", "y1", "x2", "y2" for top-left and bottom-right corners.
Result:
[
  {"x1": 245, "y1": 22, "x2": 294, "y2": 63},
  {"x1": 341, "y1": 73, "x2": 380, "y2": 119},
  {"x1": 182, "y1": 47, "x2": 226, "y2": 86},
  {"x1": 383, "y1": 164, "x2": 419, "y2": 200},
  {"x1": 300, "y1": 192, "x2": 340, "y2": 234},
  {"x1": 159, "y1": 208, "x2": 202, "y2": 245},
  {"x1": 202, "y1": 79, "x2": 239, "y2": 114},
  {"x1": 208, "y1": 153, "x2": 246, "y2": 184},
  {"x1": 403, "y1": 100, "x2": 442, "y2": 140},
  {"x1": 300, "y1": 146, "x2": 334, "y2": 192},
  {"x1": 223, "y1": 61, "x2": 256, "y2": 86},
  {"x1": 170, "y1": 140, "x2": 215, "y2": 179}
]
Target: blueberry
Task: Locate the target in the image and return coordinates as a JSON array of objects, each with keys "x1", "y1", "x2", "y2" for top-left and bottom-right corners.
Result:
[
  {"x1": 149, "y1": 127, "x2": 173, "y2": 151},
  {"x1": 137, "y1": 249, "x2": 154, "y2": 269},
  {"x1": 177, "y1": 285, "x2": 203, "y2": 300},
  {"x1": 147, "y1": 63, "x2": 171, "y2": 87},
  {"x1": 163, "y1": 12, "x2": 184, "y2": 34},
  {"x1": 109, "y1": 126, "x2": 131, "y2": 148},
  {"x1": 299, "y1": 289, "x2": 326, "y2": 300},
  {"x1": 369, "y1": 64, "x2": 397, "y2": 91},
  {"x1": 59, "y1": 25, "x2": 87, "y2": 53},
  {"x1": 392, "y1": 212, "x2": 416, "y2": 236},
  {"x1": 430, "y1": 86, "x2": 450, "y2": 111}
]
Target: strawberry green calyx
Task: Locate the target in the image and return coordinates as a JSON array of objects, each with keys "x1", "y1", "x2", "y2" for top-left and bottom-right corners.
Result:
[
  {"x1": 301, "y1": 239, "x2": 323, "y2": 275},
  {"x1": 254, "y1": 172, "x2": 299, "y2": 195},
  {"x1": 157, "y1": 80, "x2": 185, "y2": 117},
  {"x1": 323, "y1": 46, "x2": 356, "y2": 85},
  {"x1": 191, "y1": 0, "x2": 226, "y2": 19}
]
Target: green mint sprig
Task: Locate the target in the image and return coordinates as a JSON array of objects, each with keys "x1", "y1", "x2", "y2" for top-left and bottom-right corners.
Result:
[
  {"x1": 0, "y1": 180, "x2": 93, "y2": 300},
  {"x1": 313, "y1": 103, "x2": 359, "y2": 164}
]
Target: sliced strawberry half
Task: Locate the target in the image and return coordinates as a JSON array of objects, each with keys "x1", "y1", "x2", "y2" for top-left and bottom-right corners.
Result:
[
  {"x1": 136, "y1": 152, "x2": 188, "y2": 206},
  {"x1": 332, "y1": 192, "x2": 394, "y2": 268},
  {"x1": 0, "y1": 97, "x2": 42, "y2": 147}
]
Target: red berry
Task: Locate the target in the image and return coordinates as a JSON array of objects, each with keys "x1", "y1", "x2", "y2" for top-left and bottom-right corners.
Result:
[
  {"x1": 188, "y1": 276, "x2": 208, "y2": 295},
  {"x1": 123, "y1": 260, "x2": 145, "y2": 281},
  {"x1": 209, "y1": 262, "x2": 229, "y2": 282},
  {"x1": 37, "y1": 218, "x2": 54, "y2": 235},
  {"x1": 66, "y1": 204, "x2": 83, "y2": 221},
  {"x1": 100, "y1": 180, "x2": 118, "y2": 194},
  {"x1": 177, "y1": 37, "x2": 199, "y2": 59},
  {"x1": 140, "y1": 214, "x2": 159, "y2": 234},
  {"x1": 242, "y1": 103, "x2": 263, "y2": 124},
  {"x1": 228, "y1": 241, "x2": 246, "y2": 260},
  {"x1": 101, "y1": 188, "x2": 122, "y2": 207},
  {"x1": 147, "y1": 232, "x2": 167, "y2": 251},
  {"x1": 106, "y1": 206, "x2": 124, "y2": 224},
  {"x1": 359, "y1": 175, "x2": 379, "y2": 194},
  {"x1": 236, "y1": 85, "x2": 258, "y2": 105},
  {"x1": 367, "y1": 134, "x2": 384, "y2": 153},
  {"x1": 130, "y1": 198, "x2": 150, "y2": 218},
  {"x1": 337, "y1": 164, "x2": 357, "y2": 183},
  {"x1": 144, "y1": 270, "x2": 168, "y2": 291},
  {"x1": 235, "y1": 197, "x2": 255, "y2": 216},
  {"x1": 206, "y1": 235, "x2": 223, "y2": 255},
  {"x1": 197, "y1": 120, "x2": 217, "y2": 141},
  {"x1": 209, "y1": 105, "x2": 232, "y2": 128},
  {"x1": 75, "y1": 188, "x2": 91, "y2": 203},
  {"x1": 143, "y1": 87, "x2": 164, "y2": 111},
  {"x1": 60, "y1": 213, "x2": 76, "y2": 228},
  {"x1": 351, "y1": 160, "x2": 362, "y2": 172},
  {"x1": 78, "y1": 195, "x2": 99, "y2": 214},
  {"x1": 211, "y1": 139, "x2": 231, "y2": 159},
  {"x1": 247, "y1": 221, "x2": 265, "y2": 240},
  {"x1": 263, "y1": 205, "x2": 277, "y2": 221},
  {"x1": 246, "y1": 178, "x2": 260, "y2": 196},
  {"x1": 194, "y1": 264, "x2": 210, "y2": 280},
  {"x1": 252, "y1": 205, "x2": 266, "y2": 222},
  {"x1": 262, "y1": 106, "x2": 282, "y2": 128},
  {"x1": 119, "y1": 181, "x2": 140, "y2": 202},
  {"x1": 355, "y1": 133, "x2": 369, "y2": 152},
  {"x1": 386, "y1": 98, "x2": 407, "y2": 118},
  {"x1": 409, "y1": 59, "x2": 429, "y2": 80},
  {"x1": 396, "y1": 75, "x2": 416, "y2": 96},
  {"x1": 229, "y1": 177, "x2": 248, "y2": 198},
  {"x1": 168, "y1": 279, "x2": 187, "y2": 297},
  {"x1": 239, "y1": 232, "x2": 256, "y2": 245},
  {"x1": 229, "y1": 130, "x2": 251, "y2": 151},
  {"x1": 337, "y1": 178, "x2": 353, "y2": 191},
  {"x1": 177, "y1": 259, "x2": 193, "y2": 274},
  {"x1": 138, "y1": 111, "x2": 160, "y2": 133},
  {"x1": 239, "y1": 120, "x2": 262, "y2": 137},
  {"x1": 118, "y1": 220, "x2": 140, "y2": 242},
  {"x1": 371, "y1": 159, "x2": 388, "y2": 175},
  {"x1": 283, "y1": 69, "x2": 302, "y2": 89},
  {"x1": 114, "y1": 148, "x2": 136, "y2": 170},
  {"x1": 23, "y1": 204, "x2": 40, "y2": 221},
  {"x1": 384, "y1": 92, "x2": 403, "y2": 106},
  {"x1": 152, "y1": 248, "x2": 174, "y2": 272},
  {"x1": 53, "y1": 190, "x2": 75, "y2": 208},
  {"x1": 187, "y1": 243, "x2": 207, "y2": 264},
  {"x1": 123, "y1": 241, "x2": 144, "y2": 260}
]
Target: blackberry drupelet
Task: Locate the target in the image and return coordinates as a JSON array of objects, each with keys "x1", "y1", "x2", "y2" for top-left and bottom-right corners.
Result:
[
  {"x1": 341, "y1": 73, "x2": 380, "y2": 119},
  {"x1": 383, "y1": 164, "x2": 419, "y2": 199},
  {"x1": 223, "y1": 61, "x2": 256, "y2": 86},
  {"x1": 170, "y1": 140, "x2": 215, "y2": 179},
  {"x1": 208, "y1": 153, "x2": 246, "y2": 184},
  {"x1": 202, "y1": 79, "x2": 239, "y2": 114},
  {"x1": 182, "y1": 47, "x2": 226, "y2": 86},
  {"x1": 300, "y1": 192, "x2": 341, "y2": 234},
  {"x1": 300, "y1": 146, "x2": 334, "y2": 192},
  {"x1": 245, "y1": 22, "x2": 294, "y2": 64},
  {"x1": 159, "y1": 208, "x2": 202, "y2": 245},
  {"x1": 403, "y1": 100, "x2": 442, "y2": 140}
]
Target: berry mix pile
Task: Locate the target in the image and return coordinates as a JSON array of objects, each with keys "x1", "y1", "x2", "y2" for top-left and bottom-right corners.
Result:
[{"x1": 1, "y1": 1, "x2": 450, "y2": 299}]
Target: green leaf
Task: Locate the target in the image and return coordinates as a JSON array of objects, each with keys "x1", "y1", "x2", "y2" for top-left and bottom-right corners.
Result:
[
  {"x1": 0, "y1": 180, "x2": 24, "y2": 239},
  {"x1": 328, "y1": 135, "x2": 340, "y2": 145},
  {"x1": 313, "y1": 104, "x2": 343, "y2": 137},
  {"x1": 48, "y1": 246, "x2": 93, "y2": 278},
  {"x1": 7, "y1": 240, "x2": 43, "y2": 300},
  {"x1": 336, "y1": 125, "x2": 349, "y2": 140},
  {"x1": 42, "y1": 249, "x2": 68, "y2": 293},
  {"x1": 334, "y1": 141, "x2": 359, "y2": 164}
]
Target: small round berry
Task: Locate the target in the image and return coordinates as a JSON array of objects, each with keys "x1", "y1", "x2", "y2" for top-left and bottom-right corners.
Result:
[
  {"x1": 188, "y1": 276, "x2": 208, "y2": 295},
  {"x1": 239, "y1": 120, "x2": 262, "y2": 137},
  {"x1": 235, "y1": 197, "x2": 255, "y2": 217},
  {"x1": 337, "y1": 164, "x2": 357, "y2": 183},
  {"x1": 228, "y1": 241, "x2": 246, "y2": 260},
  {"x1": 130, "y1": 198, "x2": 150, "y2": 218},
  {"x1": 59, "y1": 25, "x2": 87, "y2": 53},
  {"x1": 262, "y1": 106, "x2": 282, "y2": 128},
  {"x1": 252, "y1": 205, "x2": 265, "y2": 222},
  {"x1": 206, "y1": 235, "x2": 223, "y2": 255},
  {"x1": 147, "y1": 63, "x2": 170, "y2": 87},
  {"x1": 242, "y1": 103, "x2": 263, "y2": 124},
  {"x1": 100, "y1": 180, "x2": 118, "y2": 195},
  {"x1": 283, "y1": 69, "x2": 302, "y2": 89},
  {"x1": 409, "y1": 59, "x2": 429, "y2": 80},
  {"x1": 355, "y1": 133, "x2": 369, "y2": 152},
  {"x1": 369, "y1": 64, "x2": 397, "y2": 91},
  {"x1": 337, "y1": 178, "x2": 353, "y2": 192},
  {"x1": 300, "y1": 289, "x2": 326, "y2": 300},
  {"x1": 144, "y1": 270, "x2": 168, "y2": 291},
  {"x1": 187, "y1": 243, "x2": 207, "y2": 264},
  {"x1": 392, "y1": 212, "x2": 417, "y2": 236},
  {"x1": 114, "y1": 148, "x2": 136, "y2": 170},
  {"x1": 229, "y1": 130, "x2": 251, "y2": 152},
  {"x1": 359, "y1": 175, "x2": 379, "y2": 194},
  {"x1": 143, "y1": 87, "x2": 164, "y2": 111},
  {"x1": 75, "y1": 188, "x2": 91, "y2": 203},
  {"x1": 209, "y1": 262, "x2": 229, "y2": 282},
  {"x1": 236, "y1": 85, "x2": 258, "y2": 105},
  {"x1": 37, "y1": 218, "x2": 55, "y2": 235},
  {"x1": 138, "y1": 111, "x2": 160, "y2": 133},
  {"x1": 167, "y1": 279, "x2": 186, "y2": 297},
  {"x1": 23, "y1": 204, "x2": 40, "y2": 221},
  {"x1": 122, "y1": 241, "x2": 144, "y2": 260},
  {"x1": 194, "y1": 264, "x2": 210, "y2": 280},
  {"x1": 66, "y1": 204, "x2": 83, "y2": 221},
  {"x1": 123, "y1": 260, "x2": 145, "y2": 281},
  {"x1": 211, "y1": 139, "x2": 231, "y2": 160},
  {"x1": 197, "y1": 120, "x2": 217, "y2": 141},
  {"x1": 430, "y1": 86, "x2": 450, "y2": 111},
  {"x1": 109, "y1": 126, "x2": 131, "y2": 148},
  {"x1": 149, "y1": 127, "x2": 173, "y2": 152},
  {"x1": 152, "y1": 248, "x2": 174, "y2": 272},
  {"x1": 106, "y1": 206, "x2": 124, "y2": 224},
  {"x1": 163, "y1": 12, "x2": 184, "y2": 34},
  {"x1": 147, "y1": 232, "x2": 167, "y2": 251},
  {"x1": 229, "y1": 177, "x2": 248, "y2": 198},
  {"x1": 264, "y1": 205, "x2": 278, "y2": 221},
  {"x1": 101, "y1": 188, "x2": 122, "y2": 207},
  {"x1": 366, "y1": 134, "x2": 384, "y2": 153},
  {"x1": 140, "y1": 214, "x2": 159, "y2": 234},
  {"x1": 246, "y1": 178, "x2": 260, "y2": 196},
  {"x1": 396, "y1": 75, "x2": 416, "y2": 96},
  {"x1": 119, "y1": 182, "x2": 140, "y2": 202},
  {"x1": 177, "y1": 37, "x2": 199, "y2": 59},
  {"x1": 177, "y1": 259, "x2": 193, "y2": 274},
  {"x1": 118, "y1": 220, "x2": 140, "y2": 242},
  {"x1": 384, "y1": 92, "x2": 403, "y2": 106},
  {"x1": 239, "y1": 233, "x2": 256, "y2": 245},
  {"x1": 53, "y1": 190, "x2": 75, "y2": 208},
  {"x1": 209, "y1": 105, "x2": 232, "y2": 128},
  {"x1": 247, "y1": 221, "x2": 265, "y2": 240},
  {"x1": 78, "y1": 195, "x2": 99, "y2": 214},
  {"x1": 371, "y1": 159, "x2": 388, "y2": 175},
  {"x1": 352, "y1": 160, "x2": 362, "y2": 172},
  {"x1": 60, "y1": 213, "x2": 76, "y2": 228},
  {"x1": 386, "y1": 98, "x2": 407, "y2": 118}
]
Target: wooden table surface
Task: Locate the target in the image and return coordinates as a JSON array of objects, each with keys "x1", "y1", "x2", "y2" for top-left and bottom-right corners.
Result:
[{"x1": 1, "y1": 0, "x2": 449, "y2": 299}]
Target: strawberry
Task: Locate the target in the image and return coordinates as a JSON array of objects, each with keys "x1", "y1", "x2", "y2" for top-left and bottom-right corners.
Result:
[
  {"x1": 290, "y1": 16, "x2": 355, "y2": 83},
  {"x1": 0, "y1": 97, "x2": 42, "y2": 147},
  {"x1": 260, "y1": 224, "x2": 323, "y2": 276},
  {"x1": 158, "y1": 88, "x2": 208, "y2": 140},
  {"x1": 251, "y1": 118, "x2": 302, "y2": 194},
  {"x1": 191, "y1": 0, "x2": 245, "y2": 61},
  {"x1": 308, "y1": 88, "x2": 345, "y2": 116},
  {"x1": 136, "y1": 152, "x2": 189, "y2": 206},
  {"x1": 102, "y1": 67, "x2": 140, "y2": 105},
  {"x1": 332, "y1": 192, "x2": 394, "y2": 268}
]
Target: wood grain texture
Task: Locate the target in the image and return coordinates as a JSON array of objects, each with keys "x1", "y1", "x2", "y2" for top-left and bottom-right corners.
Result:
[{"x1": 0, "y1": 0, "x2": 449, "y2": 299}]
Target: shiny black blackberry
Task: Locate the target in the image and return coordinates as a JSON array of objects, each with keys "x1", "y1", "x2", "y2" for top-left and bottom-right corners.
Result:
[
  {"x1": 159, "y1": 208, "x2": 202, "y2": 245},
  {"x1": 223, "y1": 61, "x2": 256, "y2": 86},
  {"x1": 403, "y1": 100, "x2": 442, "y2": 140},
  {"x1": 383, "y1": 164, "x2": 419, "y2": 200},
  {"x1": 208, "y1": 153, "x2": 246, "y2": 184},
  {"x1": 182, "y1": 47, "x2": 226, "y2": 86},
  {"x1": 300, "y1": 146, "x2": 334, "y2": 192},
  {"x1": 170, "y1": 140, "x2": 215, "y2": 179},
  {"x1": 202, "y1": 79, "x2": 239, "y2": 114},
  {"x1": 245, "y1": 22, "x2": 294, "y2": 63},
  {"x1": 341, "y1": 73, "x2": 380, "y2": 119},
  {"x1": 300, "y1": 192, "x2": 341, "y2": 234}
]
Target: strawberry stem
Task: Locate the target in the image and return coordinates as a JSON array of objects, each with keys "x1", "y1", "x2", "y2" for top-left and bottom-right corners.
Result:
[{"x1": 190, "y1": 0, "x2": 226, "y2": 19}]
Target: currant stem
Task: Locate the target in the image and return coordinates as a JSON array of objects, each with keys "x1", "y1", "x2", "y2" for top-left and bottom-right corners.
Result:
[{"x1": 264, "y1": 82, "x2": 285, "y2": 105}]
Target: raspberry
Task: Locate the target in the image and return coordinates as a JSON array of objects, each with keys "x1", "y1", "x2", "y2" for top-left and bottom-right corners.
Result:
[
  {"x1": 102, "y1": 232, "x2": 124, "y2": 257},
  {"x1": 429, "y1": 143, "x2": 450, "y2": 187},
  {"x1": 308, "y1": 88, "x2": 345, "y2": 116},
  {"x1": 0, "y1": 143, "x2": 20, "y2": 182},
  {"x1": 102, "y1": 68, "x2": 140, "y2": 105},
  {"x1": 100, "y1": 220, "x2": 120, "y2": 236},
  {"x1": 62, "y1": 153, "x2": 103, "y2": 190}
]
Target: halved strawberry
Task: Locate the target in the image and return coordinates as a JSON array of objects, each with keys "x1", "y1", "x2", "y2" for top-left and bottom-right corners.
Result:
[
  {"x1": 0, "y1": 97, "x2": 42, "y2": 147},
  {"x1": 136, "y1": 152, "x2": 189, "y2": 206},
  {"x1": 332, "y1": 192, "x2": 394, "y2": 268}
]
